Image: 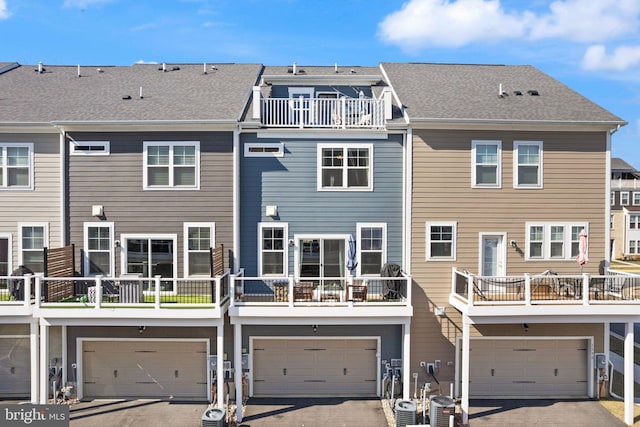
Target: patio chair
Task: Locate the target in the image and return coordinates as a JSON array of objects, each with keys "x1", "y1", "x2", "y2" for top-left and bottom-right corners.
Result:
[{"x1": 293, "y1": 282, "x2": 313, "y2": 302}]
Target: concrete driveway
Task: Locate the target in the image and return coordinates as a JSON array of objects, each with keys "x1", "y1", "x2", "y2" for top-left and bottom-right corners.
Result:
[
  {"x1": 69, "y1": 399, "x2": 210, "y2": 427},
  {"x1": 468, "y1": 399, "x2": 625, "y2": 426},
  {"x1": 239, "y1": 397, "x2": 389, "y2": 427}
]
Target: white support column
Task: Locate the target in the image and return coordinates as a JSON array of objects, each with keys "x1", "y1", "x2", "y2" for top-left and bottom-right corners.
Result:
[
  {"x1": 461, "y1": 315, "x2": 471, "y2": 425},
  {"x1": 252, "y1": 86, "x2": 261, "y2": 120},
  {"x1": 39, "y1": 323, "x2": 49, "y2": 404},
  {"x1": 623, "y1": 321, "x2": 635, "y2": 426},
  {"x1": 402, "y1": 320, "x2": 411, "y2": 400},
  {"x1": 62, "y1": 326, "x2": 67, "y2": 387},
  {"x1": 235, "y1": 323, "x2": 243, "y2": 423},
  {"x1": 30, "y1": 320, "x2": 39, "y2": 404},
  {"x1": 216, "y1": 323, "x2": 224, "y2": 410}
]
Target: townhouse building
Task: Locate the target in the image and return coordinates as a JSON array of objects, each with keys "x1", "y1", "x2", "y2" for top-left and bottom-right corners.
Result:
[
  {"x1": 0, "y1": 60, "x2": 637, "y2": 425},
  {"x1": 610, "y1": 158, "x2": 640, "y2": 260}
]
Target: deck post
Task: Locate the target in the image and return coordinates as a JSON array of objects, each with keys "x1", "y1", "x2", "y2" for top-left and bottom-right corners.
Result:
[
  {"x1": 461, "y1": 314, "x2": 470, "y2": 425},
  {"x1": 39, "y1": 323, "x2": 49, "y2": 404},
  {"x1": 235, "y1": 324, "x2": 243, "y2": 423},
  {"x1": 624, "y1": 321, "x2": 635, "y2": 425},
  {"x1": 30, "y1": 319, "x2": 38, "y2": 403},
  {"x1": 154, "y1": 275, "x2": 161, "y2": 309},
  {"x1": 217, "y1": 324, "x2": 224, "y2": 409}
]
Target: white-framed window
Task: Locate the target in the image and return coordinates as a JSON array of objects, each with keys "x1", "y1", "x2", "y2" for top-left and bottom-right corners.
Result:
[
  {"x1": 630, "y1": 240, "x2": 639, "y2": 254},
  {"x1": 121, "y1": 234, "x2": 177, "y2": 292},
  {"x1": 143, "y1": 141, "x2": 200, "y2": 190},
  {"x1": 513, "y1": 141, "x2": 543, "y2": 189},
  {"x1": 426, "y1": 222, "x2": 456, "y2": 261},
  {"x1": 620, "y1": 191, "x2": 629, "y2": 206},
  {"x1": 18, "y1": 222, "x2": 48, "y2": 273},
  {"x1": 83, "y1": 222, "x2": 114, "y2": 277},
  {"x1": 629, "y1": 214, "x2": 640, "y2": 230},
  {"x1": 184, "y1": 223, "x2": 215, "y2": 277},
  {"x1": 633, "y1": 192, "x2": 640, "y2": 206},
  {"x1": 244, "y1": 142, "x2": 284, "y2": 157},
  {"x1": 259, "y1": 223, "x2": 288, "y2": 276},
  {"x1": 472, "y1": 140, "x2": 501, "y2": 188},
  {"x1": 0, "y1": 143, "x2": 34, "y2": 190},
  {"x1": 70, "y1": 141, "x2": 110, "y2": 156},
  {"x1": 317, "y1": 143, "x2": 373, "y2": 191},
  {"x1": 0, "y1": 234, "x2": 12, "y2": 291},
  {"x1": 357, "y1": 223, "x2": 386, "y2": 275},
  {"x1": 525, "y1": 222, "x2": 588, "y2": 260},
  {"x1": 611, "y1": 192, "x2": 616, "y2": 206}
]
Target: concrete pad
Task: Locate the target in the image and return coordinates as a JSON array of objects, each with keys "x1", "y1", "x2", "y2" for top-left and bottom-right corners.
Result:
[
  {"x1": 239, "y1": 397, "x2": 389, "y2": 427},
  {"x1": 468, "y1": 399, "x2": 626, "y2": 427}
]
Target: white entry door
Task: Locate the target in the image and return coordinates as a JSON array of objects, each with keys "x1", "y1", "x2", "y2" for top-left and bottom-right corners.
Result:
[{"x1": 481, "y1": 234, "x2": 505, "y2": 276}]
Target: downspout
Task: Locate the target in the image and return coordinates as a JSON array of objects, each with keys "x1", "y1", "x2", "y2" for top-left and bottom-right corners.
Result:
[
  {"x1": 233, "y1": 128, "x2": 240, "y2": 272},
  {"x1": 404, "y1": 128, "x2": 412, "y2": 275},
  {"x1": 56, "y1": 126, "x2": 67, "y2": 246}
]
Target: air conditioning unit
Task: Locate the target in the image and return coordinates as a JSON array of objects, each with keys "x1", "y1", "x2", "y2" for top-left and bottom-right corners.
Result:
[
  {"x1": 395, "y1": 399, "x2": 417, "y2": 427},
  {"x1": 201, "y1": 408, "x2": 225, "y2": 427},
  {"x1": 429, "y1": 395, "x2": 455, "y2": 427}
]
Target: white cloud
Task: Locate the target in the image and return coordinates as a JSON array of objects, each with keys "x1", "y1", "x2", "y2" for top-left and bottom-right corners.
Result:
[
  {"x1": 63, "y1": 0, "x2": 113, "y2": 9},
  {"x1": 0, "y1": 0, "x2": 10, "y2": 20},
  {"x1": 378, "y1": 0, "x2": 529, "y2": 49},
  {"x1": 135, "y1": 60, "x2": 158, "y2": 64},
  {"x1": 529, "y1": 0, "x2": 640, "y2": 42},
  {"x1": 581, "y1": 44, "x2": 640, "y2": 71},
  {"x1": 379, "y1": 0, "x2": 640, "y2": 49}
]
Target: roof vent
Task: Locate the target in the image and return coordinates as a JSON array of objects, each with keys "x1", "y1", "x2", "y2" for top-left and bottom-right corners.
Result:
[
  {"x1": 514, "y1": 90, "x2": 523, "y2": 96},
  {"x1": 122, "y1": 95, "x2": 132, "y2": 100},
  {"x1": 498, "y1": 83, "x2": 508, "y2": 97},
  {"x1": 528, "y1": 90, "x2": 539, "y2": 96},
  {"x1": 172, "y1": 66, "x2": 180, "y2": 71},
  {"x1": 160, "y1": 62, "x2": 166, "y2": 72},
  {"x1": 349, "y1": 68, "x2": 356, "y2": 74},
  {"x1": 97, "y1": 68, "x2": 104, "y2": 73},
  {"x1": 35, "y1": 62, "x2": 45, "y2": 74}
]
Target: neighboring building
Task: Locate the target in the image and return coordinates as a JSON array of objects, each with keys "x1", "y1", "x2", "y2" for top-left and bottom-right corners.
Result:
[
  {"x1": 610, "y1": 157, "x2": 640, "y2": 260},
  {"x1": 230, "y1": 65, "x2": 412, "y2": 420}
]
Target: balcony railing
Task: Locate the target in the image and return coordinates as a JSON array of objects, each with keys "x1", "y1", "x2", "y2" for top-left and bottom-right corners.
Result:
[
  {"x1": 611, "y1": 179, "x2": 640, "y2": 190},
  {"x1": 451, "y1": 268, "x2": 640, "y2": 306},
  {"x1": 0, "y1": 274, "x2": 34, "y2": 308},
  {"x1": 32, "y1": 272, "x2": 230, "y2": 309},
  {"x1": 259, "y1": 97, "x2": 386, "y2": 129},
  {"x1": 231, "y1": 272, "x2": 410, "y2": 306}
]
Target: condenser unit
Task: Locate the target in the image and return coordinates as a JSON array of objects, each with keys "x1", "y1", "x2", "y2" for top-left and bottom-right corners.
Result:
[
  {"x1": 429, "y1": 395, "x2": 455, "y2": 427},
  {"x1": 395, "y1": 399, "x2": 417, "y2": 427},
  {"x1": 201, "y1": 408, "x2": 225, "y2": 427}
]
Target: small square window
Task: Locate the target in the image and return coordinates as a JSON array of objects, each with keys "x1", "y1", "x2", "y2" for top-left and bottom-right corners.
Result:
[{"x1": 426, "y1": 222, "x2": 456, "y2": 260}]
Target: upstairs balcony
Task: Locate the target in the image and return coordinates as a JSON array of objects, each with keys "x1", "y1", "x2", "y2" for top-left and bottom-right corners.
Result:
[
  {"x1": 0, "y1": 274, "x2": 35, "y2": 317},
  {"x1": 229, "y1": 271, "x2": 413, "y2": 320},
  {"x1": 29, "y1": 272, "x2": 230, "y2": 320},
  {"x1": 611, "y1": 178, "x2": 640, "y2": 190},
  {"x1": 450, "y1": 268, "x2": 640, "y2": 320},
  {"x1": 250, "y1": 87, "x2": 393, "y2": 130}
]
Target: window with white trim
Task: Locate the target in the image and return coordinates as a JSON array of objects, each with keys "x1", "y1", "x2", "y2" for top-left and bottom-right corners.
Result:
[
  {"x1": 357, "y1": 223, "x2": 386, "y2": 275},
  {"x1": 318, "y1": 143, "x2": 372, "y2": 190},
  {"x1": 426, "y1": 222, "x2": 456, "y2": 261},
  {"x1": 244, "y1": 143, "x2": 284, "y2": 157},
  {"x1": 19, "y1": 223, "x2": 48, "y2": 273},
  {"x1": 84, "y1": 222, "x2": 114, "y2": 276},
  {"x1": 630, "y1": 214, "x2": 640, "y2": 230},
  {"x1": 621, "y1": 191, "x2": 629, "y2": 206},
  {"x1": 633, "y1": 192, "x2": 640, "y2": 206},
  {"x1": 0, "y1": 143, "x2": 33, "y2": 189},
  {"x1": 184, "y1": 223, "x2": 215, "y2": 277},
  {"x1": 143, "y1": 141, "x2": 199, "y2": 189},
  {"x1": 514, "y1": 141, "x2": 543, "y2": 188},
  {"x1": 472, "y1": 140, "x2": 501, "y2": 187},
  {"x1": 259, "y1": 223, "x2": 288, "y2": 276},
  {"x1": 630, "y1": 240, "x2": 639, "y2": 254},
  {"x1": 70, "y1": 141, "x2": 110, "y2": 156},
  {"x1": 611, "y1": 192, "x2": 615, "y2": 206},
  {"x1": 526, "y1": 222, "x2": 587, "y2": 260}
]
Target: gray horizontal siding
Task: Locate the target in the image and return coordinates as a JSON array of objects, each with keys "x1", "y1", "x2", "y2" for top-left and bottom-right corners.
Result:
[
  {"x1": 0, "y1": 133, "x2": 61, "y2": 271},
  {"x1": 239, "y1": 133, "x2": 404, "y2": 276},
  {"x1": 67, "y1": 131, "x2": 234, "y2": 277}
]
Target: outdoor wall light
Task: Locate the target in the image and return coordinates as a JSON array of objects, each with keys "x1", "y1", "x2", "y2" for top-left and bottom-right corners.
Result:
[
  {"x1": 522, "y1": 323, "x2": 529, "y2": 333},
  {"x1": 138, "y1": 326, "x2": 146, "y2": 334},
  {"x1": 312, "y1": 325, "x2": 318, "y2": 333},
  {"x1": 510, "y1": 240, "x2": 517, "y2": 248}
]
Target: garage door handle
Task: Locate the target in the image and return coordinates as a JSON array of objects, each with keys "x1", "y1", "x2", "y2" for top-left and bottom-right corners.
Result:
[
  {"x1": 175, "y1": 370, "x2": 179, "y2": 378},
  {"x1": 344, "y1": 368, "x2": 347, "y2": 375},
  {"x1": 554, "y1": 369, "x2": 558, "y2": 376},
  {"x1": 491, "y1": 369, "x2": 494, "y2": 377},
  {"x1": 114, "y1": 370, "x2": 118, "y2": 378},
  {"x1": 283, "y1": 368, "x2": 287, "y2": 376}
]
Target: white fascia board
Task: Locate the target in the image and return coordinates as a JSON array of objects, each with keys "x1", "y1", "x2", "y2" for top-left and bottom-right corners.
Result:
[
  {"x1": 409, "y1": 119, "x2": 627, "y2": 132},
  {"x1": 261, "y1": 74, "x2": 383, "y2": 86},
  {"x1": 39, "y1": 316, "x2": 224, "y2": 328},
  {"x1": 229, "y1": 305, "x2": 412, "y2": 322},
  {"x1": 34, "y1": 307, "x2": 225, "y2": 321},
  {"x1": 255, "y1": 129, "x2": 389, "y2": 140},
  {"x1": 51, "y1": 120, "x2": 238, "y2": 132}
]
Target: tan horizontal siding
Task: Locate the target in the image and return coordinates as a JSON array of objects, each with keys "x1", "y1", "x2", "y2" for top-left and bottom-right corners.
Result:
[{"x1": 409, "y1": 129, "x2": 607, "y2": 385}]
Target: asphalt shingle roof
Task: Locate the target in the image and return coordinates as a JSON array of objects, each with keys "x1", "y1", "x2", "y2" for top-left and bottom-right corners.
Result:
[
  {"x1": 0, "y1": 63, "x2": 262, "y2": 124},
  {"x1": 612, "y1": 157, "x2": 637, "y2": 171},
  {"x1": 381, "y1": 62, "x2": 625, "y2": 125}
]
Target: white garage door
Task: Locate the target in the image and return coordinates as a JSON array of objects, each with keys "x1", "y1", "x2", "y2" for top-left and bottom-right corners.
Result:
[
  {"x1": 468, "y1": 339, "x2": 588, "y2": 397},
  {"x1": 0, "y1": 337, "x2": 30, "y2": 397},
  {"x1": 82, "y1": 340, "x2": 208, "y2": 399},
  {"x1": 253, "y1": 338, "x2": 377, "y2": 397}
]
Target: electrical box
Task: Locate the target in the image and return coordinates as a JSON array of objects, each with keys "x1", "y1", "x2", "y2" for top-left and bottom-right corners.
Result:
[
  {"x1": 595, "y1": 353, "x2": 607, "y2": 369},
  {"x1": 208, "y1": 355, "x2": 217, "y2": 371}
]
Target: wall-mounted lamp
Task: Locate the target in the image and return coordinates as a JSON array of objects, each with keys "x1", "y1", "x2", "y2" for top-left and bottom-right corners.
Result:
[
  {"x1": 510, "y1": 240, "x2": 517, "y2": 248},
  {"x1": 288, "y1": 239, "x2": 295, "y2": 247},
  {"x1": 92, "y1": 205, "x2": 104, "y2": 218},
  {"x1": 138, "y1": 326, "x2": 146, "y2": 334},
  {"x1": 114, "y1": 240, "x2": 121, "y2": 248},
  {"x1": 511, "y1": 239, "x2": 524, "y2": 256},
  {"x1": 522, "y1": 323, "x2": 529, "y2": 333},
  {"x1": 266, "y1": 205, "x2": 278, "y2": 217},
  {"x1": 312, "y1": 325, "x2": 318, "y2": 333}
]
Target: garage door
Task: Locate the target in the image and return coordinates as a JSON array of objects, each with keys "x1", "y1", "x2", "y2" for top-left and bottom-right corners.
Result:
[
  {"x1": 0, "y1": 337, "x2": 30, "y2": 397},
  {"x1": 253, "y1": 338, "x2": 377, "y2": 396},
  {"x1": 82, "y1": 340, "x2": 207, "y2": 399},
  {"x1": 468, "y1": 339, "x2": 588, "y2": 397}
]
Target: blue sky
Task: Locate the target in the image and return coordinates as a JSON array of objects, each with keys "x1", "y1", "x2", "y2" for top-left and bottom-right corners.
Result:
[{"x1": 1, "y1": 0, "x2": 639, "y2": 168}]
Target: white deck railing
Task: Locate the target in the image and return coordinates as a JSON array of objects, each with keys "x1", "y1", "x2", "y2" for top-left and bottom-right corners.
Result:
[
  {"x1": 260, "y1": 97, "x2": 386, "y2": 129},
  {"x1": 611, "y1": 179, "x2": 640, "y2": 189}
]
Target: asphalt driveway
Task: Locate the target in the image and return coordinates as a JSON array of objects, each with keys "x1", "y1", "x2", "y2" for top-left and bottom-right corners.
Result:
[
  {"x1": 468, "y1": 399, "x2": 626, "y2": 426},
  {"x1": 239, "y1": 397, "x2": 389, "y2": 427}
]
